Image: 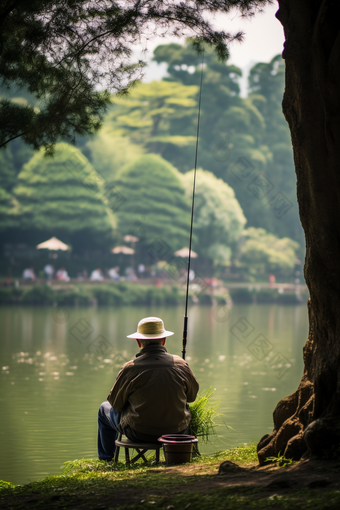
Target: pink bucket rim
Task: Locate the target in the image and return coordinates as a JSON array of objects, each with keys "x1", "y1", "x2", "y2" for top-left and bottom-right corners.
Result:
[{"x1": 158, "y1": 434, "x2": 198, "y2": 444}]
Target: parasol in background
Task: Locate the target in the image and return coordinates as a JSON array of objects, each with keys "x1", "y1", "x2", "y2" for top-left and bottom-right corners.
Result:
[
  {"x1": 36, "y1": 237, "x2": 69, "y2": 251},
  {"x1": 174, "y1": 247, "x2": 198, "y2": 258},
  {"x1": 111, "y1": 246, "x2": 135, "y2": 255},
  {"x1": 123, "y1": 235, "x2": 139, "y2": 243}
]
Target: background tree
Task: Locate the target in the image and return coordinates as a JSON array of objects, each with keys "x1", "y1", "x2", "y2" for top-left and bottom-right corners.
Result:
[
  {"x1": 13, "y1": 143, "x2": 116, "y2": 250},
  {"x1": 0, "y1": 187, "x2": 18, "y2": 230},
  {"x1": 248, "y1": 54, "x2": 303, "y2": 244},
  {"x1": 238, "y1": 227, "x2": 299, "y2": 277},
  {"x1": 152, "y1": 41, "x2": 303, "y2": 249},
  {"x1": 107, "y1": 80, "x2": 198, "y2": 156},
  {"x1": 114, "y1": 154, "x2": 191, "y2": 255},
  {"x1": 81, "y1": 130, "x2": 144, "y2": 186},
  {"x1": 181, "y1": 169, "x2": 246, "y2": 268},
  {"x1": 0, "y1": 145, "x2": 16, "y2": 191},
  {"x1": 257, "y1": 0, "x2": 340, "y2": 464},
  {"x1": 0, "y1": 0, "x2": 266, "y2": 152}
]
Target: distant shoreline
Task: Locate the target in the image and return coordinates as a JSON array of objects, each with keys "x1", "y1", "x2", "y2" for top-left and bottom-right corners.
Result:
[{"x1": 0, "y1": 281, "x2": 309, "y2": 306}]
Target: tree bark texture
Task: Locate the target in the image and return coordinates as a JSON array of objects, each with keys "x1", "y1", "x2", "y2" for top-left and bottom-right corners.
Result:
[{"x1": 257, "y1": 0, "x2": 340, "y2": 464}]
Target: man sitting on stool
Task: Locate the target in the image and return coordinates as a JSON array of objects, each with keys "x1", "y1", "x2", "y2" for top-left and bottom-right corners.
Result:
[{"x1": 98, "y1": 316, "x2": 199, "y2": 461}]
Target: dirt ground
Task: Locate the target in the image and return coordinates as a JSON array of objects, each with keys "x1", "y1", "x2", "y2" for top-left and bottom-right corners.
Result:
[
  {"x1": 106, "y1": 458, "x2": 340, "y2": 507},
  {"x1": 2, "y1": 457, "x2": 340, "y2": 509}
]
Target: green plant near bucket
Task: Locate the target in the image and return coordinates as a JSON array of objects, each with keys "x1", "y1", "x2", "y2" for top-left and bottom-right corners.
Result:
[
  {"x1": 265, "y1": 451, "x2": 296, "y2": 467},
  {"x1": 188, "y1": 387, "x2": 221, "y2": 455}
]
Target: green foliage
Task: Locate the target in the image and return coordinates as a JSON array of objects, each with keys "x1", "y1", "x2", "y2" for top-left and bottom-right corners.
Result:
[
  {"x1": 229, "y1": 287, "x2": 308, "y2": 304},
  {"x1": 265, "y1": 451, "x2": 296, "y2": 468},
  {"x1": 248, "y1": 54, "x2": 303, "y2": 244},
  {"x1": 0, "y1": 283, "x2": 185, "y2": 307},
  {"x1": 216, "y1": 442, "x2": 258, "y2": 465},
  {"x1": 0, "y1": 142, "x2": 19, "y2": 229},
  {"x1": 56, "y1": 288, "x2": 93, "y2": 306},
  {"x1": 114, "y1": 154, "x2": 191, "y2": 250},
  {"x1": 21, "y1": 284, "x2": 54, "y2": 305},
  {"x1": 0, "y1": 0, "x2": 255, "y2": 151},
  {"x1": 0, "y1": 283, "x2": 308, "y2": 306},
  {"x1": 0, "y1": 480, "x2": 16, "y2": 491},
  {"x1": 0, "y1": 44, "x2": 304, "y2": 263},
  {"x1": 13, "y1": 142, "x2": 116, "y2": 246},
  {"x1": 107, "y1": 81, "x2": 198, "y2": 153},
  {"x1": 181, "y1": 169, "x2": 246, "y2": 263},
  {"x1": 188, "y1": 388, "x2": 221, "y2": 445},
  {"x1": 152, "y1": 42, "x2": 303, "y2": 250},
  {"x1": 239, "y1": 227, "x2": 299, "y2": 275},
  {"x1": 0, "y1": 186, "x2": 18, "y2": 230},
  {"x1": 229, "y1": 288, "x2": 254, "y2": 303},
  {"x1": 82, "y1": 130, "x2": 144, "y2": 185},
  {"x1": 0, "y1": 145, "x2": 16, "y2": 191}
]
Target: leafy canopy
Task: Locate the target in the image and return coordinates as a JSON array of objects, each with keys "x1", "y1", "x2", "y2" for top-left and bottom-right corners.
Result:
[
  {"x1": 82, "y1": 130, "x2": 145, "y2": 185},
  {"x1": 181, "y1": 169, "x2": 246, "y2": 263},
  {"x1": 0, "y1": 0, "x2": 269, "y2": 152},
  {"x1": 107, "y1": 80, "x2": 198, "y2": 151},
  {"x1": 0, "y1": 186, "x2": 18, "y2": 231},
  {"x1": 151, "y1": 41, "x2": 303, "y2": 250},
  {"x1": 114, "y1": 154, "x2": 191, "y2": 251},
  {"x1": 239, "y1": 227, "x2": 299, "y2": 274},
  {"x1": 14, "y1": 143, "x2": 116, "y2": 240}
]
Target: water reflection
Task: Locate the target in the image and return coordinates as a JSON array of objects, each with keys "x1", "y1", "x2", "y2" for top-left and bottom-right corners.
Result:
[{"x1": 0, "y1": 304, "x2": 308, "y2": 485}]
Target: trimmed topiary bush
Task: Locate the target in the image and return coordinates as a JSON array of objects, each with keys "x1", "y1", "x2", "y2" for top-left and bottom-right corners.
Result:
[{"x1": 230, "y1": 288, "x2": 253, "y2": 303}]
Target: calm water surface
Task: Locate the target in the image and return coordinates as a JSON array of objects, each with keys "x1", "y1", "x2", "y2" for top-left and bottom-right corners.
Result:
[{"x1": 0, "y1": 304, "x2": 308, "y2": 484}]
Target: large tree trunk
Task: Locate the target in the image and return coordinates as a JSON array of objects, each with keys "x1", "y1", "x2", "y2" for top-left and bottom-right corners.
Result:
[{"x1": 257, "y1": 0, "x2": 340, "y2": 464}]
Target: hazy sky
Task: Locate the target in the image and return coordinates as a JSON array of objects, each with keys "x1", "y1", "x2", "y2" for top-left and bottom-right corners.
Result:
[{"x1": 139, "y1": 2, "x2": 285, "y2": 95}]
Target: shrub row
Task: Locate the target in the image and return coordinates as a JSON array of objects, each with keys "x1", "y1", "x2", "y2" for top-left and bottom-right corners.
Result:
[
  {"x1": 229, "y1": 287, "x2": 308, "y2": 304},
  {"x1": 0, "y1": 283, "x2": 187, "y2": 306},
  {"x1": 0, "y1": 284, "x2": 308, "y2": 306}
]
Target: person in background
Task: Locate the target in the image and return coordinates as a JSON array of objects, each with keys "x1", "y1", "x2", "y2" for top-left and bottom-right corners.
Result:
[
  {"x1": 97, "y1": 316, "x2": 199, "y2": 461},
  {"x1": 22, "y1": 267, "x2": 36, "y2": 280},
  {"x1": 44, "y1": 264, "x2": 54, "y2": 281},
  {"x1": 137, "y1": 263, "x2": 145, "y2": 278},
  {"x1": 56, "y1": 267, "x2": 70, "y2": 281},
  {"x1": 125, "y1": 267, "x2": 137, "y2": 280},
  {"x1": 90, "y1": 268, "x2": 104, "y2": 281},
  {"x1": 108, "y1": 267, "x2": 120, "y2": 280}
]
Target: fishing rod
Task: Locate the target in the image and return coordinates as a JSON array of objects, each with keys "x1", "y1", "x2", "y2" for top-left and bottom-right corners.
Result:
[{"x1": 182, "y1": 52, "x2": 204, "y2": 361}]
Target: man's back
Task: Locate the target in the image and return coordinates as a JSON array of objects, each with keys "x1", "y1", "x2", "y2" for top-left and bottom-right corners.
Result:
[
  {"x1": 108, "y1": 344, "x2": 199, "y2": 435},
  {"x1": 97, "y1": 316, "x2": 199, "y2": 460}
]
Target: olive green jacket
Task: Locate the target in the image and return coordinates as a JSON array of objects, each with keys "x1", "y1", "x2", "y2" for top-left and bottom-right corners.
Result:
[{"x1": 107, "y1": 344, "x2": 199, "y2": 435}]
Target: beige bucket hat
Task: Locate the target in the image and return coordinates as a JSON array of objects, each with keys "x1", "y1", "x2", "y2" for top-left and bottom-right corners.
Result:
[{"x1": 127, "y1": 316, "x2": 174, "y2": 340}]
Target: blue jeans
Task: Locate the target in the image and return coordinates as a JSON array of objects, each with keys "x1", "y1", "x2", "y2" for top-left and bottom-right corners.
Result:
[
  {"x1": 97, "y1": 401, "x2": 122, "y2": 460},
  {"x1": 98, "y1": 401, "x2": 188, "y2": 460},
  {"x1": 98, "y1": 401, "x2": 162, "y2": 460}
]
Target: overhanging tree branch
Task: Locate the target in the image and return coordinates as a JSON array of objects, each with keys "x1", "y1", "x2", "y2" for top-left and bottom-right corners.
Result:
[{"x1": 0, "y1": 0, "x2": 271, "y2": 152}]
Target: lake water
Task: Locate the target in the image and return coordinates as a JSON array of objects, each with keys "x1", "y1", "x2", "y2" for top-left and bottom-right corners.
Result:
[{"x1": 0, "y1": 304, "x2": 308, "y2": 485}]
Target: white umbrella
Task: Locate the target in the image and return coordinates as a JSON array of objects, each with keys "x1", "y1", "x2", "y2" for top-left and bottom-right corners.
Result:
[
  {"x1": 36, "y1": 237, "x2": 69, "y2": 251},
  {"x1": 124, "y1": 235, "x2": 139, "y2": 243},
  {"x1": 174, "y1": 247, "x2": 198, "y2": 258},
  {"x1": 112, "y1": 246, "x2": 135, "y2": 255}
]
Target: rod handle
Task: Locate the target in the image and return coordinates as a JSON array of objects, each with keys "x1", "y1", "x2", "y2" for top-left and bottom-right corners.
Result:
[{"x1": 182, "y1": 315, "x2": 188, "y2": 360}]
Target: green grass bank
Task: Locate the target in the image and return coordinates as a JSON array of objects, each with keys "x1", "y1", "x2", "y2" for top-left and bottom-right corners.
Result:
[{"x1": 1, "y1": 445, "x2": 340, "y2": 510}]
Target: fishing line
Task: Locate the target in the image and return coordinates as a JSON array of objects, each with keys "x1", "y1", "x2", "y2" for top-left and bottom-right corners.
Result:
[{"x1": 182, "y1": 52, "x2": 204, "y2": 360}]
